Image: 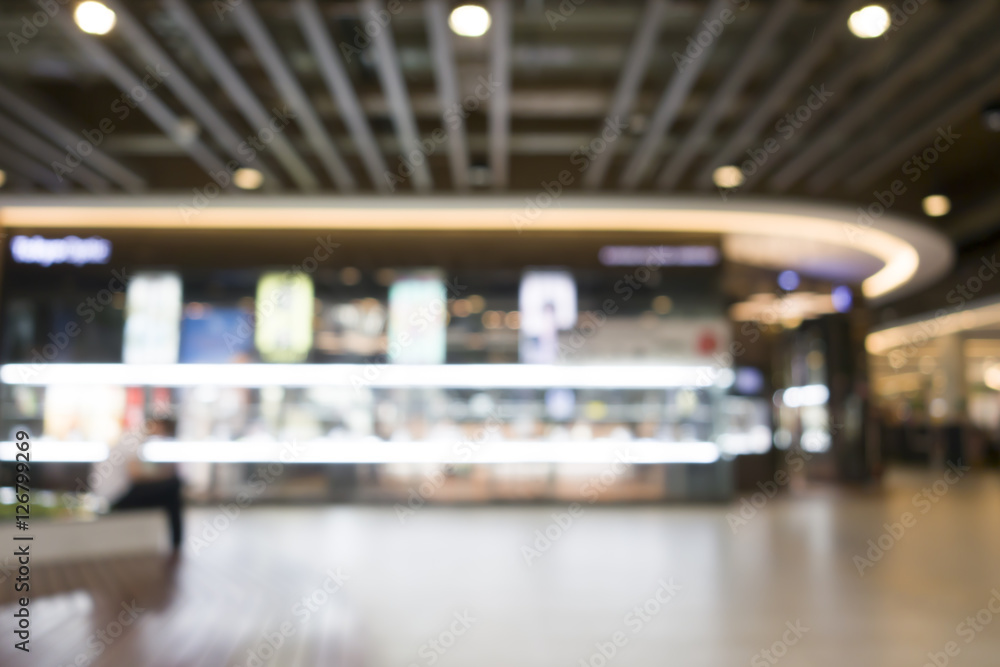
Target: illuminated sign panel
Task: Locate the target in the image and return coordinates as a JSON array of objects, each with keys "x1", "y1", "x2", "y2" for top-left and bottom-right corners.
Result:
[
  {"x1": 387, "y1": 272, "x2": 447, "y2": 364},
  {"x1": 10, "y1": 235, "x2": 111, "y2": 266},
  {"x1": 123, "y1": 272, "x2": 183, "y2": 365},
  {"x1": 255, "y1": 272, "x2": 315, "y2": 363},
  {"x1": 598, "y1": 245, "x2": 719, "y2": 267}
]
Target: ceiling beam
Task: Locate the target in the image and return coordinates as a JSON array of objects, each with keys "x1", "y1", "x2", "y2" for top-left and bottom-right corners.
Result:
[
  {"x1": 0, "y1": 82, "x2": 145, "y2": 193},
  {"x1": 489, "y1": 0, "x2": 512, "y2": 190},
  {"x1": 0, "y1": 143, "x2": 71, "y2": 193},
  {"x1": 583, "y1": 0, "x2": 669, "y2": 189},
  {"x1": 162, "y1": 0, "x2": 319, "y2": 192},
  {"x1": 294, "y1": 0, "x2": 390, "y2": 192},
  {"x1": 232, "y1": 0, "x2": 356, "y2": 191},
  {"x1": 695, "y1": 0, "x2": 854, "y2": 189},
  {"x1": 52, "y1": 11, "x2": 236, "y2": 189},
  {"x1": 843, "y1": 65, "x2": 1000, "y2": 193},
  {"x1": 618, "y1": 0, "x2": 729, "y2": 190},
  {"x1": 656, "y1": 0, "x2": 797, "y2": 190},
  {"x1": 806, "y1": 36, "x2": 1000, "y2": 193},
  {"x1": 104, "y1": 0, "x2": 282, "y2": 192},
  {"x1": 360, "y1": 0, "x2": 432, "y2": 192},
  {"x1": 0, "y1": 111, "x2": 111, "y2": 192},
  {"x1": 768, "y1": 0, "x2": 993, "y2": 192},
  {"x1": 425, "y1": 0, "x2": 470, "y2": 191}
]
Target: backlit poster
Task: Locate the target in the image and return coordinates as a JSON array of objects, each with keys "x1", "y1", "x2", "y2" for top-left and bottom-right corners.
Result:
[
  {"x1": 123, "y1": 272, "x2": 183, "y2": 364},
  {"x1": 255, "y1": 272, "x2": 314, "y2": 363},
  {"x1": 519, "y1": 270, "x2": 577, "y2": 364},
  {"x1": 387, "y1": 271, "x2": 447, "y2": 364}
]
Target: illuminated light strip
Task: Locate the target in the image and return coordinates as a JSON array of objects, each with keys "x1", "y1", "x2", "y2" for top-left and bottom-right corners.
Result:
[
  {"x1": 0, "y1": 363, "x2": 721, "y2": 388},
  {"x1": 0, "y1": 441, "x2": 109, "y2": 462},
  {"x1": 781, "y1": 384, "x2": 829, "y2": 408},
  {"x1": 140, "y1": 440, "x2": 721, "y2": 464},
  {"x1": 867, "y1": 299, "x2": 1000, "y2": 355},
  {"x1": 0, "y1": 196, "x2": 951, "y2": 300}
]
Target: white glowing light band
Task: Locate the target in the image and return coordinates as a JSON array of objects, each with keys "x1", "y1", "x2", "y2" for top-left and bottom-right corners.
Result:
[
  {"x1": 140, "y1": 440, "x2": 720, "y2": 464},
  {"x1": 781, "y1": 384, "x2": 830, "y2": 408},
  {"x1": 0, "y1": 363, "x2": 723, "y2": 389},
  {"x1": 0, "y1": 441, "x2": 109, "y2": 462}
]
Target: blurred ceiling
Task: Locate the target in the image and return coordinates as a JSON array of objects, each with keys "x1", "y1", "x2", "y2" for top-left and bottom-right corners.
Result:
[{"x1": 0, "y1": 0, "x2": 999, "y2": 244}]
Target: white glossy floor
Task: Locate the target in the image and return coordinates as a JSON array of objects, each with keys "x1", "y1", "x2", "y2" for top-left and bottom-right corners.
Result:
[{"x1": 4, "y1": 468, "x2": 1000, "y2": 666}]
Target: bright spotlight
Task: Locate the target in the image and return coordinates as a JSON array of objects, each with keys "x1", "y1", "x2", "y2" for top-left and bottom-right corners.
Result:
[
  {"x1": 74, "y1": 1, "x2": 116, "y2": 35},
  {"x1": 448, "y1": 5, "x2": 491, "y2": 37},
  {"x1": 712, "y1": 165, "x2": 744, "y2": 189},
  {"x1": 234, "y1": 168, "x2": 264, "y2": 190},
  {"x1": 848, "y1": 5, "x2": 890, "y2": 38},
  {"x1": 922, "y1": 194, "x2": 951, "y2": 217}
]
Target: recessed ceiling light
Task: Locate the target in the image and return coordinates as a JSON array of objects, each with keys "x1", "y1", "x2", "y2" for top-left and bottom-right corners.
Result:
[
  {"x1": 848, "y1": 5, "x2": 890, "y2": 38},
  {"x1": 448, "y1": 5, "x2": 491, "y2": 37},
  {"x1": 922, "y1": 194, "x2": 951, "y2": 217},
  {"x1": 712, "y1": 165, "x2": 744, "y2": 189},
  {"x1": 778, "y1": 270, "x2": 800, "y2": 292},
  {"x1": 234, "y1": 168, "x2": 264, "y2": 190},
  {"x1": 74, "y1": 1, "x2": 116, "y2": 35}
]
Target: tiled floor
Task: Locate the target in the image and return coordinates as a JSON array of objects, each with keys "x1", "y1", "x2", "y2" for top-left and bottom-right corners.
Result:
[{"x1": 3, "y1": 467, "x2": 1000, "y2": 666}]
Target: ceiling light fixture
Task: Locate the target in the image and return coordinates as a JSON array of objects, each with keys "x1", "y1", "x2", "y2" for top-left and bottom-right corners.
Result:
[
  {"x1": 922, "y1": 194, "x2": 950, "y2": 217},
  {"x1": 233, "y1": 168, "x2": 264, "y2": 190},
  {"x1": 712, "y1": 165, "x2": 744, "y2": 189},
  {"x1": 448, "y1": 5, "x2": 491, "y2": 37},
  {"x1": 74, "y1": 1, "x2": 116, "y2": 35},
  {"x1": 848, "y1": 5, "x2": 890, "y2": 38}
]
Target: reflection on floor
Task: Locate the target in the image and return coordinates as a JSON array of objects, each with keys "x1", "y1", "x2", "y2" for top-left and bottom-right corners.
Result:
[{"x1": 3, "y1": 468, "x2": 1000, "y2": 667}]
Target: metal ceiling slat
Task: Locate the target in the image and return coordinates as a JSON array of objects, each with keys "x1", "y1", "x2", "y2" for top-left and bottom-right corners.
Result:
[
  {"x1": 360, "y1": 0, "x2": 433, "y2": 192},
  {"x1": 104, "y1": 0, "x2": 283, "y2": 192},
  {"x1": 695, "y1": 0, "x2": 855, "y2": 189},
  {"x1": 52, "y1": 11, "x2": 236, "y2": 188},
  {"x1": 618, "y1": 0, "x2": 729, "y2": 190},
  {"x1": 489, "y1": 0, "x2": 512, "y2": 191},
  {"x1": 0, "y1": 143, "x2": 72, "y2": 193},
  {"x1": 162, "y1": 0, "x2": 319, "y2": 192},
  {"x1": 294, "y1": 0, "x2": 390, "y2": 192},
  {"x1": 0, "y1": 111, "x2": 111, "y2": 193},
  {"x1": 768, "y1": 0, "x2": 993, "y2": 192},
  {"x1": 232, "y1": 0, "x2": 356, "y2": 191},
  {"x1": 583, "y1": 0, "x2": 669, "y2": 190},
  {"x1": 656, "y1": 0, "x2": 798, "y2": 190},
  {"x1": 424, "y1": 0, "x2": 470, "y2": 191},
  {"x1": 807, "y1": 36, "x2": 1000, "y2": 193},
  {"x1": 0, "y1": 81, "x2": 146, "y2": 193}
]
